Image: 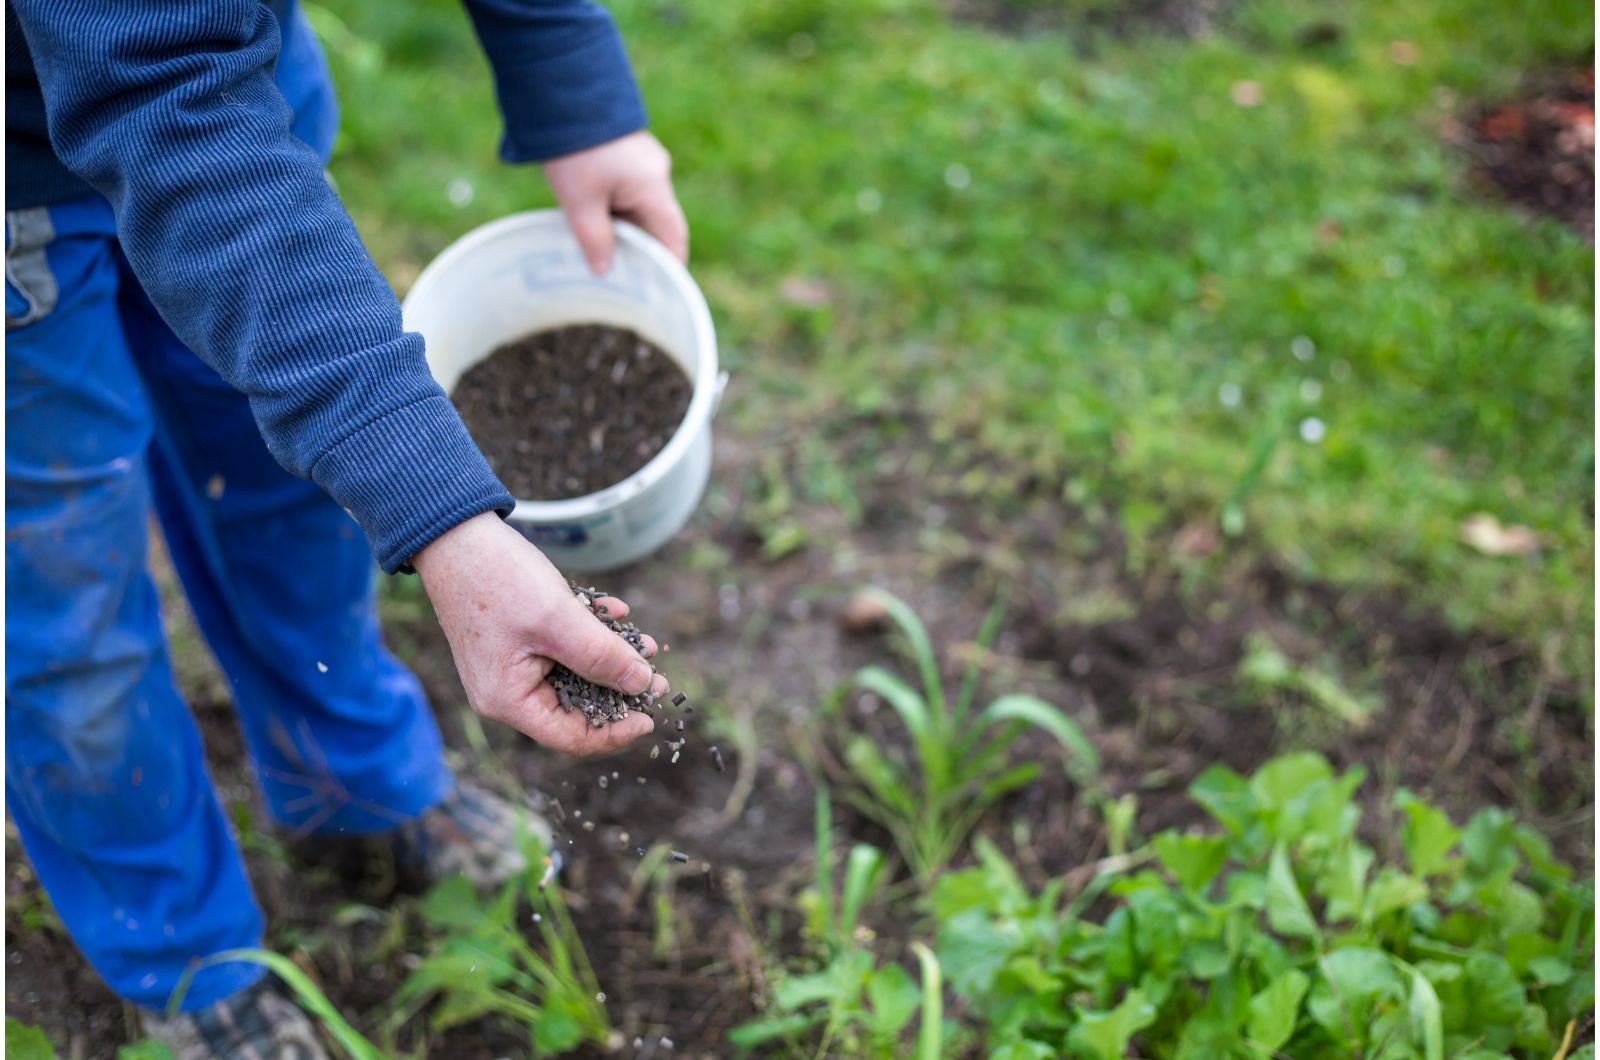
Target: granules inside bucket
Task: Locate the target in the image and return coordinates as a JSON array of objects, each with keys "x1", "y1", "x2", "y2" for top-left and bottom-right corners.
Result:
[{"x1": 451, "y1": 323, "x2": 693, "y2": 501}]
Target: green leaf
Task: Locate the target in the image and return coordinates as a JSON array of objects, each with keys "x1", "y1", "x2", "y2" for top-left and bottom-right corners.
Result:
[
  {"x1": 1265, "y1": 844, "x2": 1318, "y2": 939},
  {"x1": 1363, "y1": 867, "x2": 1428, "y2": 923},
  {"x1": 843, "y1": 737, "x2": 915, "y2": 817},
  {"x1": 911, "y1": 942, "x2": 944, "y2": 1060},
  {"x1": 727, "y1": 1011, "x2": 825, "y2": 1048},
  {"x1": 1249, "y1": 753, "x2": 1332, "y2": 813},
  {"x1": 936, "y1": 908, "x2": 1015, "y2": 998},
  {"x1": 975, "y1": 760, "x2": 1043, "y2": 807},
  {"x1": 1153, "y1": 830, "x2": 1230, "y2": 893},
  {"x1": 1307, "y1": 948, "x2": 1404, "y2": 1048},
  {"x1": 1394, "y1": 790, "x2": 1461, "y2": 877},
  {"x1": 1407, "y1": 965, "x2": 1444, "y2": 1060},
  {"x1": 1319, "y1": 840, "x2": 1374, "y2": 923},
  {"x1": 866, "y1": 963, "x2": 920, "y2": 1035},
  {"x1": 417, "y1": 875, "x2": 488, "y2": 931},
  {"x1": 1189, "y1": 765, "x2": 1252, "y2": 836},
  {"x1": 1067, "y1": 989, "x2": 1157, "y2": 1060},
  {"x1": 1528, "y1": 955, "x2": 1574, "y2": 986},
  {"x1": 990, "y1": 1043, "x2": 1058, "y2": 1060},
  {"x1": 854, "y1": 665, "x2": 933, "y2": 744},
  {"x1": 1245, "y1": 968, "x2": 1309, "y2": 1053},
  {"x1": 840, "y1": 843, "x2": 887, "y2": 941},
  {"x1": 531, "y1": 1000, "x2": 584, "y2": 1053},
  {"x1": 6, "y1": 1020, "x2": 56, "y2": 1060},
  {"x1": 1464, "y1": 952, "x2": 1525, "y2": 1027},
  {"x1": 955, "y1": 595, "x2": 1007, "y2": 721},
  {"x1": 116, "y1": 1045, "x2": 176, "y2": 1060},
  {"x1": 854, "y1": 587, "x2": 945, "y2": 714},
  {"x1": 981, "y1": 695, "x2": 1099, "y2": 785}
]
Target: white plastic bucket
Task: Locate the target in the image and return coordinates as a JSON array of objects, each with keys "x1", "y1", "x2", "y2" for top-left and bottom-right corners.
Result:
[{"x1": 401, "y1": 210, "x2": 722, "y2": 572}]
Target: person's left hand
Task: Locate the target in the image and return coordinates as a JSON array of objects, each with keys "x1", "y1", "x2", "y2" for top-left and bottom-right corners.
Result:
[{"x1": 542, "y1": 130, "x2": 688, "y2": 276}]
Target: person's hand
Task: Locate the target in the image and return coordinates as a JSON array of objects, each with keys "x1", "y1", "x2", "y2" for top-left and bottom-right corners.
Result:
[
  {"x1": 412, "y1": 512, "x2": 664, "y2": 756},
  {"x1": 542, "y1": 130, "x2": 689, "y2": 275}
]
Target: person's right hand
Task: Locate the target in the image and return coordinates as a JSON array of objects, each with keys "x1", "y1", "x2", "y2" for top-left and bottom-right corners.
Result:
[{"x1": 412, "y1": 512, "x2": 663, "y2": 757}]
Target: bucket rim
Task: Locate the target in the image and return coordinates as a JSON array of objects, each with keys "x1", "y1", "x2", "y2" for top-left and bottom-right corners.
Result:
[{"x1": 402, "y1": 209, "x2": 720, "y2": 523}]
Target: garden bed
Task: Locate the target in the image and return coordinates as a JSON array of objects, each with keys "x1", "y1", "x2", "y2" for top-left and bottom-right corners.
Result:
[{"x1": 7, "y1": 410, "x2": 1589, "y2": 1057}]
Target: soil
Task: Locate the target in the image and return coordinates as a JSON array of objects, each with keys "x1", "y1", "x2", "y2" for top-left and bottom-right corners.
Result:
[
  {"x1": 452, "y1": 325, "x2": 692, "y2": 501},
  {"x1": 1459, "y1": 67, "x2": 1596, "y2": 238},
  {"x1": 5, "y1": 410, "x2": 1592, "y2": 1059}
]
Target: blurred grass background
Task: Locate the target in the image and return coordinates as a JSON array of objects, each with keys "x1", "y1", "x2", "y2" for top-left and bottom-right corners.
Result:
[{"x1": 312, "y1": 0, "x2": 1594, "y2": 683}]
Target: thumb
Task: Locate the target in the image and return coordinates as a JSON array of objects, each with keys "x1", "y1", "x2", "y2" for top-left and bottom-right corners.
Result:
[
  {"x1": 563, "y1": 196, "x2": 616, "y2": 276},
  {"x1": 548, "y1": 600, "x2": 661, "y2": 696}
]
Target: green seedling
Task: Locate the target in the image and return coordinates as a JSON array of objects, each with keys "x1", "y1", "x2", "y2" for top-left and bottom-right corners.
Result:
[
  {"x1": 385, "y1": 834, "x2": 610, "y2": 1057},
  {"x1": 826, "y1": 587, "x2": 1098, "y2": 884},
  {"x1": 730, "y1": 789, "x2": 939, "y2": 1058}
]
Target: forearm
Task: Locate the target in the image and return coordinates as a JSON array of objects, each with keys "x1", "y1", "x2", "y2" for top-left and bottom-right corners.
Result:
[
  {"x1": 461, "y1": 0, "x2": 648, "y2": 162},
  {"x1": 14, "y1": 0, "x2": 511, "y2": 571}
]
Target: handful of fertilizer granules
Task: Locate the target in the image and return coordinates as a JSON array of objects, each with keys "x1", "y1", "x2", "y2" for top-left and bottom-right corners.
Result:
[{"x1": 548, "y1": 585, "x2": 683, "y2": 728}]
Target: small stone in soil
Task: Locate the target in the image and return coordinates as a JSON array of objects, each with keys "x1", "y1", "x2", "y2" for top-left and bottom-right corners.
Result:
[{"x1": 670, "y1": 850, "x2": 690, "y2": 863}]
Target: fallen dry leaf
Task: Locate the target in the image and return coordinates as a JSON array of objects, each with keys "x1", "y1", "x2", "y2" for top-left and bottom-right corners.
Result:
[
  {"x1": 1388, "y1": 40, "x2": 1417, "y2": 65},
  {"x1": 1231, "y1": 80, "x2": 1264, "y2": 107},
  {"x1": 1460, "y1": 513, "x2": 1541, "y2": 556},
  {"x1": 1173, "y1": 522, "x2": 1220, "y2": 557},
  {"x1": 779, "y1": 276, "x2": 834, "y2": 308}
]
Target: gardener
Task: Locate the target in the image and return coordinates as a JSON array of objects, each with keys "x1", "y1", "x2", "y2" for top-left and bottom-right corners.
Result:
[{"x1": 6, "y1": 0, "x2": 685, "y2": 1054}]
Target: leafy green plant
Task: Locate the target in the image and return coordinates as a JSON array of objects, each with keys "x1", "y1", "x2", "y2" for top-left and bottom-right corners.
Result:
[
  {"x1": 387, "y1": 845, "x2": 611, "y2": 1057},
  {"x1": 1238, "y1": 632, "x2": 1376, "y2": 730},
  {"x1": 730, "y1": 789, "x2": 941, "y2": 1057},
  {"x1": 824, "y1": 587, "x2": 1098, "y2": 884},
  {"x1": 931, "y1": 752, "x2": 1594, "y2": 1058},
  {"x1": 6, "y1": 1019, "x2": 56, "y2": 1060}
]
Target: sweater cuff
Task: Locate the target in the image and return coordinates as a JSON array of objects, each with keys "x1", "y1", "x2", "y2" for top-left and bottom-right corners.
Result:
[
  {"x1": 491, "y1": 29, "x2": 649, "y2": 164},
  {"x1": 310, "y1": 395, "x2": 515, "y2": 574}
]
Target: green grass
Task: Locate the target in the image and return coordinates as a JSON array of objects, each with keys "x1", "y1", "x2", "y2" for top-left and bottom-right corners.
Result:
[{"x1": 315, "y1": 0, "x2": 1594, "y2": 681}]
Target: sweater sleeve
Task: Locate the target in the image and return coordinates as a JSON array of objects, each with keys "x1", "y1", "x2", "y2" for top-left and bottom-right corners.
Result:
[
  {"x1": 11, "y1": 0, "x2": 515, "y2": 573},
  {"x1": 461, "y1": 0, "x2": 649, "y2": 163}
]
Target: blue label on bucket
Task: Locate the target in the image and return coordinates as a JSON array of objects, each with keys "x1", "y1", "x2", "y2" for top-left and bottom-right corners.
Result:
[{"x1": 522, "y1": 523, "x2": 589, "y2": 547}]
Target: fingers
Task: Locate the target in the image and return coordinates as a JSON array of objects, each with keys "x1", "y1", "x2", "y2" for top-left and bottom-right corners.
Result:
[
  {"x1": 573, "y1": 710, "x2": 656, "y2": 757},
  {"x1": 564, "y1": 196, "x2": 617, "y2": 276},
  {"x1": 624, "y1": 190, "x2": 690, "y2": 264},
  {"x1": 546, "y1": 597, "x2": 666, "y2": 696},
  {"x1": 591, "y1": 595, "x2": 630, "y2": 620},
  {"x1": 495, "y1": 685, "x2": 656, "y2": 758}
]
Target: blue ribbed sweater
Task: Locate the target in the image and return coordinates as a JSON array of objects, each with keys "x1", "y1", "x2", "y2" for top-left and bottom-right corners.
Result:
[{"x1": 7, "y1": 0, "x2": 648, "y2": 572}]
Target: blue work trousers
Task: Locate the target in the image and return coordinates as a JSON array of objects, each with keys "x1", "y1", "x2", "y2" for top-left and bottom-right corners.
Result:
[{"x1": 4, "y1": 13, "x2": 453, "y2": 1013}]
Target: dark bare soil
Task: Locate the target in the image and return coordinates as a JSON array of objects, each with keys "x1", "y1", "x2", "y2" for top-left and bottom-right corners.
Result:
[
  {"x1": 6, "y1": 411, "x2": 1592, "y2": 1059},
  {"x1": 1459, "y1": 67, "x2": 1596, "y2": 238},
  {"x1": 452, "y1": 324, "x2": 692, "y2": 500}
]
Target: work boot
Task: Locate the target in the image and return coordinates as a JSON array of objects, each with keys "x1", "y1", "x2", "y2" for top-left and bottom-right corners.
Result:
[
  {"x1": 140, "y1": 976, "x2": 328, "y2": 1060},
  {"x1": 390, "y1": 780, "x2": 558, "y2": 890}
]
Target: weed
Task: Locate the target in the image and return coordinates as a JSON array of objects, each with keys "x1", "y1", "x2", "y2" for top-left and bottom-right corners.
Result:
[
  {"x1": 824, "y1": 587, "x2": 1098, "y2": 884},
  {"x1": 386, "y1": 838, "x2": 610, "y2": 1056},
  {"x1": 729, "y1": 789, "x2": 940, "y2": 1057}
]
